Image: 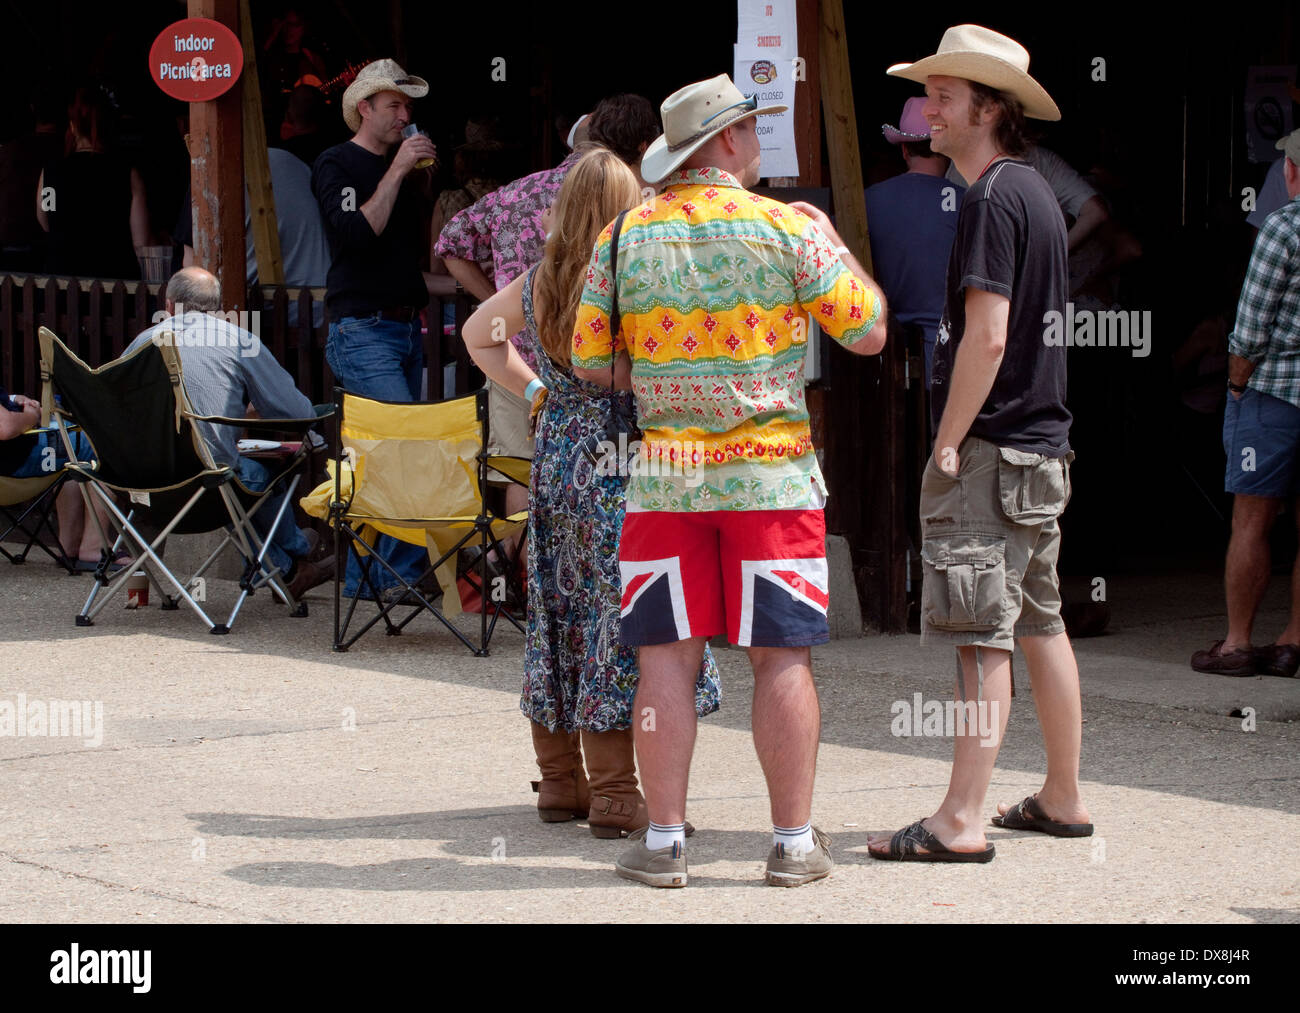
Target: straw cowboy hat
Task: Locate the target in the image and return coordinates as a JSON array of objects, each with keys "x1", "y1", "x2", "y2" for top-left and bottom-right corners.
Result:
[
  {"x1": 640, "y1": 74, "x2": 787, "y2": 183},
  {"x1": 342, "y1": 58, "x2": 429, "y2": 133},
  {"x1": 887, "y1": 25, "x2": 1060, "y2": 121}
]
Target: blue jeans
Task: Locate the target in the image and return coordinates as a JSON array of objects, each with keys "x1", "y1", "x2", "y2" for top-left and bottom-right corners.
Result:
[
  {"x1": 8, "y1": 429, "x2": 89, "y2": 477},
  {"x1": 236, "y1": 456, "x2": 311, "y2": 578},
  {"x1": 326, "y1": 312, "x2": 428, "y2": 594},
  {"x1": 326, "y1": 313, "x2": 423, "y2": 402}
]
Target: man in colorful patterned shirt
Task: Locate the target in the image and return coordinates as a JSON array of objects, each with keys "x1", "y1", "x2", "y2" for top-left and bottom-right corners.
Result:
[
  {"x1": 1193, "y1": 127, "x2": 1300, "y2": 679},
  {"x1": 572, "y1": 75, "x2": 887, "y2": 888}
]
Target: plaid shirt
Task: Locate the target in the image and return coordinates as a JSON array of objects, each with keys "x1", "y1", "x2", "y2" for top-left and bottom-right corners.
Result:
[{"x1": 1231, "y1": 195, "x2": 1300, "y2": 407}]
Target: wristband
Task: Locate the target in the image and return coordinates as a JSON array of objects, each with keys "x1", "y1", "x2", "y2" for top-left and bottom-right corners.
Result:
[
  {"x1": 524, "y1": 378, "x2": 546, "y2": 402},
  {"x1": 834, "y1": 245, "x2": 850, "y2": 257},
  {"x1": 1227, "y1": 380, "x2": 1247, "y2": 394}
]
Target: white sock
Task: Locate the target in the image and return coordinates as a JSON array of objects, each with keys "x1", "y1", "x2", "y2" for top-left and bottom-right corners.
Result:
[
  {"x1": 773, "y1": 821, "x2": 814, "y2": 854},
  {"x1": 645, "y1": 821, "x2": 686, "y2": 850}
]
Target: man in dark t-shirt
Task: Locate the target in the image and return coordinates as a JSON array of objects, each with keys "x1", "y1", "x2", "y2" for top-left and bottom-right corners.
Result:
[
  {"x1": 311, "y1": 58, "x2": 437, "y2": 597},
  {"x1": 929, "y1": 158, "x2": 1072, "y2": 452},
  {"x1": 312, "y1": 57, "x2": 434, "y2": 394},
  {"x1": 869, "y1": 26, "x2": 1093, "y2": 864}
]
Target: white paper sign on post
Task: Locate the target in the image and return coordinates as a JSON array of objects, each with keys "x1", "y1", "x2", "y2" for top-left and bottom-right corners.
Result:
[{"x1": 734, "y1": 0, "x2": 799, "y2": 179}]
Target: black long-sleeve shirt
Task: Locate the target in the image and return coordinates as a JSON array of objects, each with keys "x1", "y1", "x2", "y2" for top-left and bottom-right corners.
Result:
[{"x1": 311, "y1": 141, "x2": 426, "y2": 319}]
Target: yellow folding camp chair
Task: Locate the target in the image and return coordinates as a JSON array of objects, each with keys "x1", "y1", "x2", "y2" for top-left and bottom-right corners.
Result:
[{"x1": 301, "y1": 387, "x2": 529, "y2": 655}]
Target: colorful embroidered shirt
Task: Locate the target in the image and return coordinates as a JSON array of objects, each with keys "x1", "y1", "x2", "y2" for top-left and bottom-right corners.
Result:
[
  {"x1": 572, "y1": 166, "x2": 880, "y2": 512},
  {"x1": 435, "y1": 151, "x2": 583, "y2": 371}
]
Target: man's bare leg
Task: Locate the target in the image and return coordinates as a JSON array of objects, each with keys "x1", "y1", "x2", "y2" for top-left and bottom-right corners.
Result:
[
  {"x1": 868, "y1": 645, "x2": 1012, "y2": 854},
  {"x1": 996, "y1": 631, "x2": 1090, "y2": 824},
  {"x1": 749, "y1": 646, "x2": 819, "y2": 828},
  {"x1": 1222, "y1": 494, "x2": 1279, "y2": 650},
  {"x1": 633, "y1": 637, "x2": 706, "y2": 826},
  {"x1": 55, "y1": 483, "x2": 84, "y2": 560},
  {"x1": 1272, "y1": 502, "x2": 1300, "y2": 646},
  {"x1": 502, "y1": 483, "x2": 528, "y2": 569},
  {"x1": 62, "y1": 485, "x2": 119, "y2": 562}
]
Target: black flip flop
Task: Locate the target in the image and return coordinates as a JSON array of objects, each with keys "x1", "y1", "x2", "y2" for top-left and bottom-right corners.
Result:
[
  {"x1": 870, "y1": 819, "x2": 995, "y2": 863},
  {"x1": 992, "y1": 795, "x2": 1093, "y2": 837}
]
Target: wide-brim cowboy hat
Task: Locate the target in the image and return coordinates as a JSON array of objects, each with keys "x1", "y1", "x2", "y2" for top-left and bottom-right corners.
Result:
[
  {"x1": 887, "y1": 25, "x2": 1060, "y2": 121},
  {"x1": 640, "y1": 74, "x2": 787, "y2": 184},
  {"x1": 342, "y1": 58, "x2": 429, "y2": 133}
]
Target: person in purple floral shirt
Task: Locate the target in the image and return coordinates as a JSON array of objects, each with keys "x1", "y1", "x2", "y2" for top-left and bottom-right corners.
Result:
[
  {"x1": 436, "y1": 94, "x2": 661, "y2": 566},
  {"x1": 436, "y1": 148, "x2": 583, "y2": 373}
]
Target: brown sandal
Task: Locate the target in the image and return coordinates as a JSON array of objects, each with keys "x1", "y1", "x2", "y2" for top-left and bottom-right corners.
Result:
[{"x1": 992, "y1": 795, "x2": 1093, "y2": 837}]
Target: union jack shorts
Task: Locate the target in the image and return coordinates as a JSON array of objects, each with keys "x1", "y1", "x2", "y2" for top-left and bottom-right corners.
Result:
[{"x1": 618, "y1": 509, "x2": 829, "y2": 648}]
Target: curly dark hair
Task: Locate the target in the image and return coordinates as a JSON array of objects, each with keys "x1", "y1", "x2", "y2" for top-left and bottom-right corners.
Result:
[
  {"x1": 586, "y1": 94, "x2": 661, "y2": 166},
  {"x1": 967, "y1": 80, "x2": 1031, "y2": 158}
]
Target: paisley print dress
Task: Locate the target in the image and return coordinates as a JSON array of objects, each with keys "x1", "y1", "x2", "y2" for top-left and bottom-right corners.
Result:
[{"x1": 517, "y1": 265, "x2": 721, "y2": 731}]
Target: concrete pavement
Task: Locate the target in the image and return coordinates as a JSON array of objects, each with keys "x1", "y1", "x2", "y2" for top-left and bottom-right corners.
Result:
[{"x1": 1, "y1": 563, "x2": 1297, "y2": 923}]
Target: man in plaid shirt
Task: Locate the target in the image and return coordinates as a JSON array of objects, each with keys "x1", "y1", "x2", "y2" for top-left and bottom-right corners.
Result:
[{"x1": 1193, "y1": 128, "x2": 1300, "y2": 678}]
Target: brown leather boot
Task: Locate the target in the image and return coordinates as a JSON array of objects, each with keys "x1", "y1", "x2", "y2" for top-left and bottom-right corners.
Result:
[
  {"x1": 580, "y1": 727, "x2": 649, "y2": 839},
  {"x1": 530, "y1": 721, "x2": 590, "y2": 822}
]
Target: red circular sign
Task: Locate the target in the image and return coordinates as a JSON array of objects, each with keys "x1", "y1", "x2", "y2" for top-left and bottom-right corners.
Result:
[{"x1": 149, "y1": 18, "x2": 244, "y2": 102}]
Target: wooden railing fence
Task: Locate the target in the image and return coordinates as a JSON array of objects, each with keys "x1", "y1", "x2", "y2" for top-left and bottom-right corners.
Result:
[{"x1": 0, "y1": 272, "x2": 480, "y2": 403}]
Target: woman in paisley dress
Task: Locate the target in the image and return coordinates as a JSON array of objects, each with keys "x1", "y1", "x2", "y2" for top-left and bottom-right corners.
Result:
[{"x1": 464, "y1": 149, "x2": 720, "y2": 838}]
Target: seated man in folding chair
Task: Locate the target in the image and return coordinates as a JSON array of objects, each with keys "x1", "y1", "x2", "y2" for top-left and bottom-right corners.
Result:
[
  {"x1": 1, "y1": 383, "x2": 117, "y2": 570},
  {"x1": 125, "y1": 267, "x2": 332, "y2": 600}
]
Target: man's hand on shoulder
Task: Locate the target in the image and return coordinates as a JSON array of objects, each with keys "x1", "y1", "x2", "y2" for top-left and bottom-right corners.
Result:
[{"x1": 789, "y1": 200, "x2": 836, "y2": 239}]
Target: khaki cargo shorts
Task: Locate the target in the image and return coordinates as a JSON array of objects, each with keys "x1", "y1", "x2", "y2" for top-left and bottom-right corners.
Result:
[
  {"x1": 485, "y1": 378, "x2": 535, "y2": 473},
  {"x1": 919, "y1": 436, "x2": 1074, "y2": 652}
]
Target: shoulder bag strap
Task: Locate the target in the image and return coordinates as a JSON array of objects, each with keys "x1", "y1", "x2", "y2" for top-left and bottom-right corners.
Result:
[{"x1": 607, "y1": 209, "x2": 629, "y2": 389}]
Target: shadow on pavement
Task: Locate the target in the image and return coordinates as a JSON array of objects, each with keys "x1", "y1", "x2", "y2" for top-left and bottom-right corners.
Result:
[{"x1": 190, "y1": 807, "x2": 1034, "y2": 891}]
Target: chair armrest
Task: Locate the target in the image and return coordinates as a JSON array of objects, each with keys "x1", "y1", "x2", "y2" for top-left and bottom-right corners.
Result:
[
  {"x1": 183, "y1": 412, "x2": 327, "y2": 435},
  {"x1": 485, "y1": 454, "x2": 531, "y2": 487}
]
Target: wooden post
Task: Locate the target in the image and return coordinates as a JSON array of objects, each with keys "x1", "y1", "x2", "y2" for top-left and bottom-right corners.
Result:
[
  {"x1": 795, "y1": 0, "x2": 822, "y2": 188},
  {"x1": 189, "y1": 0, "x2": 246, "y2": 310},
  {"x1": 817, "y1": 0, "x2": 907, "y2": 631},
  {"x1": 240, "y1": 0, "x2": 283, "y2": 286},
  {"x1": 818, "y1": 0, "x2": 870, "y2": 272}
]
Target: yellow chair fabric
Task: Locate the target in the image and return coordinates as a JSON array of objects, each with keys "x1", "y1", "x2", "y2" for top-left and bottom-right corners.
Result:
[{"x1": 301, "y1": 391, "x2": 528, "y2": 621}]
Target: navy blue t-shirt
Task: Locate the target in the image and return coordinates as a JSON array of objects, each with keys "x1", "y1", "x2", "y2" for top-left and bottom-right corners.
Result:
[
  {"x1": 864, "y1": 171, "x2": 963, "y2": 341},
  {"x1": 930, "y1": 159, "x2": 1071, "y2": 456}
]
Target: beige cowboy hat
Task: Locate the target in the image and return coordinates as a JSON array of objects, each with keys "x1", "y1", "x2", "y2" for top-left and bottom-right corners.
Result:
[
  {"x1": 342, "y1": 58, "x2": 429, "y2": 133},
  {"x1": 887, "y1": 25, "x2": 1060, "y2": 121},
  {"x1": 640, "y1": 74, "x2": 787, "y2": 183}
]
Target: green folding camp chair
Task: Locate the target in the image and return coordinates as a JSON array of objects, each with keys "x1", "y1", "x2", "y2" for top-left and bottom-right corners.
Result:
[{"x1": 38, "y1": 326, "x2": 329, "y2": 634}]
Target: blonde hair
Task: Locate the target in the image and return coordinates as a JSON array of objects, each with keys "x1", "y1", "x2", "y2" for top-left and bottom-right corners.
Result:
[{"x1": 533, "y1": 148, "x2": 641, "y2": 367}]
